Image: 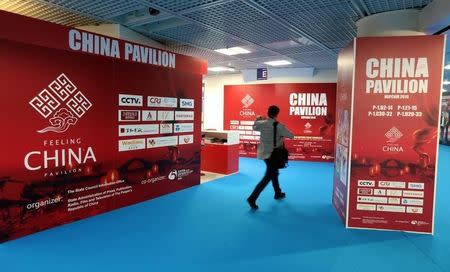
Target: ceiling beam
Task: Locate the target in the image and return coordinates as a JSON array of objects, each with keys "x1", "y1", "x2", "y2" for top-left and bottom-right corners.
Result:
[
  {"x1": 146, "y1": 31, "x2": 261, "y2": 66},
  {"x1": 103, "y1": 4, "x2": 152, "y2": 20},
  {"x1": 357, "y1": 0, "x2": 371, "y2": 15},
  {"x1": 241, "y1": 0, "x2": 337, "y2": 57},
  {"x1": 126, "y1": 14, "x2": 174, "y2": 27},
  {"x1": 349, "y1": 0, "x2": 366, "y2": 18},
  {"x1": 111, "y1": 0, "x2": 239, "y2": 27},
  {"x1": 133, "y1": 0, "x2": 302, "y2": 63}
]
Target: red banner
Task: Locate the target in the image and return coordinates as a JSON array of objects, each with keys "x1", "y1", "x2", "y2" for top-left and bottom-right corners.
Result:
[
  {"x1": 0, "y1": 11, "x2": 207, "y2": 75},
  {"x1": 223, "y1": 83, "x2": 336, "y2": 162},
  {"x1": 340, "y1": 35, "x2": 446, "y2": 234},
  {"x1": 0, "y1": 11, "x2": 205, "y2": 242},
  {"x1": 332, "y1": 43, "x2": 354, "y2": 222}
]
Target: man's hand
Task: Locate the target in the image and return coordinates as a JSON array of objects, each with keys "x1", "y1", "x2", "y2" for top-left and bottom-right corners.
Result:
[{"x1": 256, "y1": 115, "x2": 264, "y2": 121}]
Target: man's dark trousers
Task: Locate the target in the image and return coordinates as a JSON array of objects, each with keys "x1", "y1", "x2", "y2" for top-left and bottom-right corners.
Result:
[{"x1": 249, "y1": 159, "x2": 281, "y2": 201}]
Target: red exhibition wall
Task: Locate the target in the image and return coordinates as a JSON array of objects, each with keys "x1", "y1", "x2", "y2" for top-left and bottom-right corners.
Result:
[
  {"x1": 0, "y1": 11, "x2": 206, "y2": 242},
  {"x1": 332, "y1": 43, "x2": 354, "y2": 222},
  {"x1": 333, "y1": 35, "x2": 445, "y2": 234},
  {"x1": 223, "y1": 83, "x2": 336, "y2": 162}
]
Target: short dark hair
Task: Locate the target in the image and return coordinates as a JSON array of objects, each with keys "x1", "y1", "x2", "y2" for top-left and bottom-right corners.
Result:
[{"x1": 268, "y1": 105, "x2": 280, "y2": 118}]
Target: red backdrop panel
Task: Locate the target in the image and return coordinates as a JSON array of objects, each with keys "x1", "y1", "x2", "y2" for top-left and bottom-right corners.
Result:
[
  {"x1": 223, "y1": 83, "x2": 336, "y2": 162},
  {"x1": 346, "y1": 35, "x2": 445, "y2": 233},
  {"x1": 0, "y1": 12, "x2": 204, "y2": 242}
]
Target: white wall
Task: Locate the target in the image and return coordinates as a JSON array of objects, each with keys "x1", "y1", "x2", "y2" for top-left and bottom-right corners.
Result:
[
  {"x1": 203, "y1": 69, "x2": 337, "y2": 130},
  {"x1": 356, "y1": 9, "x2": 425, "y2": 37}
]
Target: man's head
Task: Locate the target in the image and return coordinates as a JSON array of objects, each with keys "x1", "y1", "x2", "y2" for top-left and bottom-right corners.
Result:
[{"x1": 268, "y1": 105, "x2": 280, "y2": 119}]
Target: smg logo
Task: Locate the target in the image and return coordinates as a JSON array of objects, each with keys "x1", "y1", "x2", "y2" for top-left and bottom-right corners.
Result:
[
  {"x1": 180, "y1": 99, "x2": 194, "y2": 108},
  {"x1": 119, "y1": 94, "x2": 143, "y2": 106},
  {"x1": 29, "y1": 73, "x2": 92, "y2": 133}
]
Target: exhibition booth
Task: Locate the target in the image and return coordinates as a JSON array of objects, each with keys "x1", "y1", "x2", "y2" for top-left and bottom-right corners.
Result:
[
  {"x1": 0, "y1": 10, "x2": 206, "y2": 242},
  {"x1": 332, "y1": 35, "x2": 445, "y2": 234},
  {"x1": 0, "y1": 9, "x2": 447, "y2": 242},
  {"x1": 223, "y1": 83, "x2": 336, "y2": 162}
]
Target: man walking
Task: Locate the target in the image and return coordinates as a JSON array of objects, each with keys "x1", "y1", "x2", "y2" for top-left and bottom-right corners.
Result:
[{"x1": 247, "y1": 105, "x2": 294, "y2": 210}]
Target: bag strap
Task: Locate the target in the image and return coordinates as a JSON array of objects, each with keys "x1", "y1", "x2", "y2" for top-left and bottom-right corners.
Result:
[{"x1": 273, "y1": 122, "x2": 278, "y2": 147}]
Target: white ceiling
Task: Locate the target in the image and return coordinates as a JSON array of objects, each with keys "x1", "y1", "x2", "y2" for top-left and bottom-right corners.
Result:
[{"x1": 0, "y1": 0, "x2": 434, "y2": 71}]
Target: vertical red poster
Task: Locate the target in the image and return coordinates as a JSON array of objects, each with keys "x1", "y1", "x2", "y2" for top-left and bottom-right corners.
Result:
[
  {"x1": 223, "y1": 83, "x2": 336, "y2": 162},
  {"x1": 0, "y1": 11, "x2": 206, "y2": 242},
  {"x1": 332, "y1": 43, "x2": 354, "y2": 222},
  {"x1": 337, "y1": 35, "x2": 446, "y2": 234}
]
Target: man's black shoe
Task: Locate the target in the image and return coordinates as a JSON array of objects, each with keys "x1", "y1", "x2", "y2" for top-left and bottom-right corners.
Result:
[
  {"x1": 274, "y1": 192, "x2": 286, "y2": 200},
  {"x1": 247, "y1": 198, "x2": 259, "y2": 210}
]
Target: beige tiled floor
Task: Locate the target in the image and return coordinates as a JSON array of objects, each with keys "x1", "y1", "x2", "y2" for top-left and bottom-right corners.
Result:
[{"x1": 200, "y1": 171, "x2": 237, "y2": 183}]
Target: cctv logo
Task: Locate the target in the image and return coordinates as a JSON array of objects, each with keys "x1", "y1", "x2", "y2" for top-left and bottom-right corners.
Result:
[
  {"x1": 357, "y1": 180, "x2": 375, "y2": 187},
  {"x1": 119, "y1": 94, "x2": 143, "y2": 106},
  {"x1": 29, "y1": 73, "x2": 92, "y2": 133}
]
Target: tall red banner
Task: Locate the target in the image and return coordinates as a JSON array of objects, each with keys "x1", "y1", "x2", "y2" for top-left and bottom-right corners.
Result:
[
  {"x1": 223, "y1": 83, "x2": 336, "y2": 162},
  {"x1": 0, "y1": 11, "x2": 206, "y2": 242},
  {"x1": 334, "y1": 35, "x2": 445, "y2": 234},
  {"x1": 332, "y1": 43, "x2": 354, "y2": 222}
]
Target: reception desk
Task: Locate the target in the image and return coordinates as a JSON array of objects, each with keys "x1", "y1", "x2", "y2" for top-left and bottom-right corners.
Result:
[{"x1": 201, "y1": 130, "x2": 239, "y2": 175}]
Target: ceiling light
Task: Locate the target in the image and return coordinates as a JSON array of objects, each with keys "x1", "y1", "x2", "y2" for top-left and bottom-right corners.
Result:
[
  {"x1": 445, "y1": 64, "x2": 450, "y2": 70},
  {"x1": 443, "y1": 88, "x2": 448, "y2": 92},
  {"x1": 264, "y1": 60, "x2": 292, "y2": 66},
  {"x1": 214, "y1": 47, "x2": 251, "y2": 56},
  {"x1": 444, "y1": 80, "x2": 450, "y2": 85},
  {"x1": 208, "y1": 67, "x2": 236, "y2": 72}
]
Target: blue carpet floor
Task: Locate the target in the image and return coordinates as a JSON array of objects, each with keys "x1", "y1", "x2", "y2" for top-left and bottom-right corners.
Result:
[{"x1": 1, "y1": 146, "x2": 450, "y2": 272}]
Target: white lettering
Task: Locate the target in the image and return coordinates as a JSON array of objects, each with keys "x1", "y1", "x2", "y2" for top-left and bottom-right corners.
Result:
[
  {"x1": 24, "y1": 151, "x2": 41, "y2": 170},
  {"x1": 25, "y1": 148, "x2": 97, "y2": 171},
  {"x1": 365, "y1": 57, "x2": 429, "y2": 94},
  {"x1": 125, "y1": 43, "x2": 133, "y2": 60},
  {"x1": 81, "y1": 32, "x2": 94, "y2": 53},
  {"x1": 68, "y1": 29, "x2": 81, "y2": 51},
  {"x1": 366, "y1": 58, "x2": 379, "y2": 78}
]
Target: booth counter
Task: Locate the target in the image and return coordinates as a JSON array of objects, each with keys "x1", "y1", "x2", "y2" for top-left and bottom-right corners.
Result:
[{"x1": 201, "y1": 130, "x2": 240, "y2": 175}]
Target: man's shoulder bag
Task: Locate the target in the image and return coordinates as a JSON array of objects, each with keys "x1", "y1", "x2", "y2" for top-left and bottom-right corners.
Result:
[{"x1": 269, "y1": 122, "x2": 289, "y2": 169}]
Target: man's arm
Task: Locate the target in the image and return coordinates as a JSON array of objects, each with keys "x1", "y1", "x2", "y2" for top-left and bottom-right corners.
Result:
[
  {"x1": 279, "y1": 123, "x2": 294, "y2": 139},
  {"x1": 253, "y1": 116, "x2": 265, "y2": 131}
]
